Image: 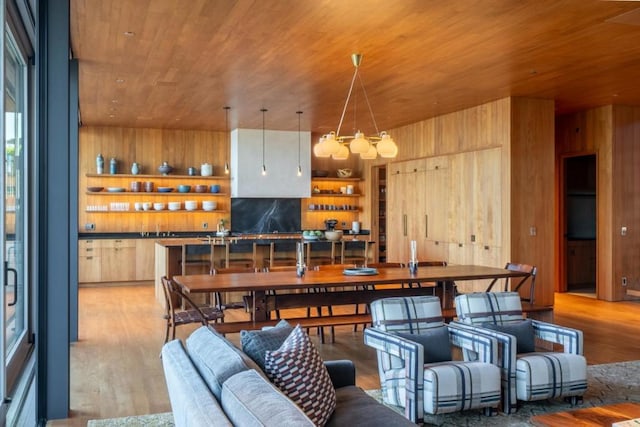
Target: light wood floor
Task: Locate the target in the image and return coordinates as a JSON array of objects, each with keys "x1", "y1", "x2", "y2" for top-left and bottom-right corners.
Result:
[{"x1": 47, "y1": 284, "x2": 640, "y2": 426}]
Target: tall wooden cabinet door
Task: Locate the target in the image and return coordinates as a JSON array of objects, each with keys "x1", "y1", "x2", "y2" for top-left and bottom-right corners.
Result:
[
  {"x1": 447, "y1": 152, "x2": 475, "y2": 245},
  {"x1": 136, "y1": 239, "x2": 156, "y2": 281},
  {"x1": 472, "y1": 148, "x2": 502, "y2": 247},
  {"x1": 387, "y1": 165, "x2": 408, "y2": 263},
  {"x1": 101, "y1": 239, "x2": 137, "y2": 282},
  {"x1": 424, "y1": 156, "x2": 450, "y2": 245},
  {"x1": 423, "y1": 240, "x2": 448, "y2": 262}
]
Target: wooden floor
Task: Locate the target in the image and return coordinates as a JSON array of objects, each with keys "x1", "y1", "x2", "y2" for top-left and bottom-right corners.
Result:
[{"x1": 47, "y1": 284, "x2": 640, "y2": 426}]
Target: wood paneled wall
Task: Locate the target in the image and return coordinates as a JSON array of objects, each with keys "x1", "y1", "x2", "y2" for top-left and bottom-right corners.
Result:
[
  {"x1": 79, "y1": 126, "x2": 230, "y2": 233},
  {"x1": 612, "y1": 106, "x2": 640, "y2": 299},
  {"x1": 510, "y1": 98, "x2": 556, "y2": 306},
  {"x1": 374, "y1": 97, "x2": 555, "y2": 305}
]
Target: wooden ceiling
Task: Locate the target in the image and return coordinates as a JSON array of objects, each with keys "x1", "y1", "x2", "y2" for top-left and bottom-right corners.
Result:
[{"x1": 71, "y1": 0, "x2": 640, "y2": 134}]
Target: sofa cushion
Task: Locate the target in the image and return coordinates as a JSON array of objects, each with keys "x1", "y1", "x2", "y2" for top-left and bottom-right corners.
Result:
[
  {"x1": 395, "y1": 326, "x2": 452, "y2": 363},
  {"x1": 185, "y1": 326, "x2": 265, "y2": 399},
  {"x1": 483, "y1": 319, "x2": 535, "y2": 354},
  {"x1": 241, "y1": 319, "x2": 293, "y2": 370},
  {"x1": 221, "y1": 369, "x2": 314, "y2": 426},
  {"x1": 326, "y1": 386, "x2": 415, "y2": 426},
  {"x1": 161, "y1": 340, "x2": 233, "y2": 427},
  {"x1": 264, "y1": 325, "x2": 337, "y2": 426}
]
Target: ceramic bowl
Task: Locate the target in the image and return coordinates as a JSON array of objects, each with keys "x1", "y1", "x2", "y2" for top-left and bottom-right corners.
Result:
[
  {"x1": 324, "y1": 230, "x2": 343, "y2": 241},
  {"x1": 168, "y1": 201, "x2": 181, "y2": 211},
  {"x1": 202, "y1": 201, "x2": 217, "y2": 211},
  {"x1": 184, "y1": 200, "x2": 197, "y2": 211},
  {"x1": 153, "y1": 203, "x2": 165, "y2": 211},
  {"x1": 194, "y1": 184, "x2": 208, "y2": 193},
  {"x1": 210, "y1": 184, "x2": 220, "y2": 193},
  {"x1": 87, "y1": 186, "x2": 104, "y2": 192},
  {"x1": 177, "y1": 185, "x2": 191, "y2": 193},
  {"x1": 142, "y1": 202, "x2": 152, "y2": 211}
]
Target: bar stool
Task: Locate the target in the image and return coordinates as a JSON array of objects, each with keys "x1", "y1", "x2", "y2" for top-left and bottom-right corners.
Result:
[
  {"x1": 305, "y1": 240, "x2": 336, "y2": 268},
  {"x1": 264, "y1": 240, "x2": 298, "y2": 268},
  {"x1": 226, "y1": 240, "x2": 255, "y2": 268},
  {"x1": 340, "y1": 239, "x2": 371, "y2": 266}
]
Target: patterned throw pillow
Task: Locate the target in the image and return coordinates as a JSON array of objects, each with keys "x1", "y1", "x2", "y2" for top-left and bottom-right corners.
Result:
[
  {"x1": 264, "y1": 325, "x2": 336, "y2": 426},
  {"x1": 241, "y1": 320, "x2": 293, "y2": 371}
]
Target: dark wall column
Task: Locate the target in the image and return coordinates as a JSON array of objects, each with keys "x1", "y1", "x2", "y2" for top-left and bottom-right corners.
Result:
[{"x1": 37, "y1": 0, "x2": 71, "y2": 421}]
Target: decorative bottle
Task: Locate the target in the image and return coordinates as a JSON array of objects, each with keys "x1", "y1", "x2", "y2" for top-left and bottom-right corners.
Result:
[
  {"x1": 131, "y1": 162, "x2": 140, "y2": 175},
  {"x1": 96, "y1": 153, "x2": 104, "y2": 174},
  {"x1": 109, "y1": 158, "x2": 117, "y2": 174}
]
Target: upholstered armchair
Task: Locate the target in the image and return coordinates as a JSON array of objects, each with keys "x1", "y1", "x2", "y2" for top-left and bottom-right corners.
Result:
[
  {"x1": 454, "y1": 292, "x2": 587, "y2": 414},
  {"x1": 363, "y1": 295, "x2": 502, "y2": 423}
]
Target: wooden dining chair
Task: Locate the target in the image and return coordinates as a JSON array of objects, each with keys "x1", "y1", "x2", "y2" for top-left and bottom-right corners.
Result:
[
  {"x1": 485, "y1": 263, "x2": 537, "y2": 304},
  {"x1": 161, "y1": 276, "x2": 223, "y2": 344},
  {"x1": 210, "y1": 267, "x2": 258, "y2": 312}
]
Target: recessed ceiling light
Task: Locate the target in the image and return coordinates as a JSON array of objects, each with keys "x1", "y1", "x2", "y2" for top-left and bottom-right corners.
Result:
[
  {"x1": 123, "y1": 31, "x2": 135, "y2": 37},
  {"x1": 109, "y1": 114, "x2": 115, "y2": 118},
  {"x1": 115, "y1": 78, "x2": 125, "y2": 83}
]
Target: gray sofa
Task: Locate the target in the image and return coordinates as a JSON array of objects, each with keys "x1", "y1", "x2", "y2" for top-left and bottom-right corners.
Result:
[{"x1": 161, "y1": 325, "x2": 414, "y2": 426}]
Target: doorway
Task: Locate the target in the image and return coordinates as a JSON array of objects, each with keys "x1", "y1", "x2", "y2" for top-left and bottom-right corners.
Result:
[{"x1": 563, "y1": 155, "x2": 596, "y2": 296}]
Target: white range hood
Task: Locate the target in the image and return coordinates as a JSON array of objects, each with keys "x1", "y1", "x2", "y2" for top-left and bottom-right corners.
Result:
[{"x1": 230, "y1": 128, "x2": 311, "y2": 198}]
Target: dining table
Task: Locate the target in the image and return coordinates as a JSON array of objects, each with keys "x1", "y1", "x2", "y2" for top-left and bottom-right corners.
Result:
[{"x1": 173, "y1": 264, "x2": 531, "y2": 330}]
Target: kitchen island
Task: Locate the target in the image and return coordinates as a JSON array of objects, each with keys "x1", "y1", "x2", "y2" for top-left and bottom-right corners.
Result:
[{"x1": 153, "y1": 233, "x2": 373, "y2": 305}]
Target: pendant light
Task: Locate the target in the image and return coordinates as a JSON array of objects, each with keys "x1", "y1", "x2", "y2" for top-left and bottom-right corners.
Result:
[
  {"x1": 296, "y1": 111, "x2": 303, "y2": 176},
  {"x1": 261, "y1": 108, "x2": 267, "y2": 176},
  {"x1": 223, "y1": 106, "x2": 230, "y2": 174}
]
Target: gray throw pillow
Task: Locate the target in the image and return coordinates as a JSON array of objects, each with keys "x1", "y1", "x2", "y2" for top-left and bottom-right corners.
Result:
[
  {"x1": 483, "y1": 319, "x2": 535, "y2": 354},
  {"x1": 241, "y1": 320, "x2": 293, "y2": 371},
  {"x1": 395, "y1": 326, "x2": 452, "y2": 363}
]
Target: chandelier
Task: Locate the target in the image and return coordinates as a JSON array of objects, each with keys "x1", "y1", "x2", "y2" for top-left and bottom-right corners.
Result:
[{"x1": 313, "y1": 53, "x2": 398, "y2": 160}]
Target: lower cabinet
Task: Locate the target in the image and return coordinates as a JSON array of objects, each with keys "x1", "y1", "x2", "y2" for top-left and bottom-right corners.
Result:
[{"x1": 79, "y1": 238, "x2": 154, "y2": 283}]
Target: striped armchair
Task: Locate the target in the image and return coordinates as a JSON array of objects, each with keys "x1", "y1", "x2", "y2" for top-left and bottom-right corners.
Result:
[
  {"x1": 454, "y1": 292, "x2": 587, "y2": 414},
  {"x1": 363, "y1": 296, "x2": 502, "y2": 423}
]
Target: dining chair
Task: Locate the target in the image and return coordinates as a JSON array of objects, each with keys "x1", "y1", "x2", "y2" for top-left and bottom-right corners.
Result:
[
  {"x1": 484, "y1": 262, "x2": 537, "y2": 304},
  {"x1": 161, "y1": 276, "x2": 224, "y2": 344},
  {"x1": 264, "y1": 241, "x2": 298, "y2": 269},
  {"x1": 210, "y1": 267, "x2": 258, "y2": 314}
]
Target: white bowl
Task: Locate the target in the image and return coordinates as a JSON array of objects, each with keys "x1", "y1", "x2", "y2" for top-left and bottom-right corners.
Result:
[
  {"x1": 153, "y1": 203, "x2": 165, "y2": 211},
  {"x1": 324, "y1": 230, "x2": 343, "y2": 241},
  {"x1": 202, "y1": 201, "x2": 217, "y2": 211},
  {"x1": 184, "y1": 200, "x2": 197, "y2": 211},
  {"x1": 168, "y1": 202, "x2": 181, "y2": 211},
  {"x1": 142, "y1": 202, "x2": 152, "y2": 211}
]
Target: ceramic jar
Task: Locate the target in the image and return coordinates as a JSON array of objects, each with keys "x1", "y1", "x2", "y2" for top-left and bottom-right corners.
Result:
[
  {"x1": 131, "y1": 162, "x2": 140, "y2": 175},
  {"x1": 200, "y1": 163, "x2": 213, "y2": 176}
]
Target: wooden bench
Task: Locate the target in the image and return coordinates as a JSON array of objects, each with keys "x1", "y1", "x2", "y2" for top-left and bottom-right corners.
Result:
[{"x1": 211, "y1": 303, "x2": 554, "y2": 335}]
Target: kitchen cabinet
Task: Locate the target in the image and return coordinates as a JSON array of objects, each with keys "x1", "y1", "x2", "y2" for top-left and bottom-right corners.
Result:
[
  {"x1": 387, "y1": 148, "x2": 503, "y2": 268},
  {"x1": 79, "y1": 238, "x2": 158, "y2": 283},
  {"x1": 78, "y1": 239, "x2": 102, "y2": 283},
  {"x1": 81, "y1": 174, "x2": 230, "y2": 233},
  {"x1": 100, "y1": 239, "x2": 137, "y2": 282},
  {"x1": 136, "y1": 239, "x2": 156, "y2": 281}
]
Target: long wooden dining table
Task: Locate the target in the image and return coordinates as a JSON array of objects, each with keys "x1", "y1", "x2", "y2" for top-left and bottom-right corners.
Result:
[{"x1": 173, "y1": 265, "x2": 534, "y2": 333}]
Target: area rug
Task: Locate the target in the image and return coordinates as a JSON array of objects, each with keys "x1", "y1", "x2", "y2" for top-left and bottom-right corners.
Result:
[{"x1": 87, "y1": 360, "x2": 639, "y2": 426}]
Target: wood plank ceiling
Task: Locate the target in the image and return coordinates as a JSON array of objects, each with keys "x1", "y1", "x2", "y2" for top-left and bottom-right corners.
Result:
[{"x1": 70, "y1": 0, "x2": 640, "y2": 134}]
